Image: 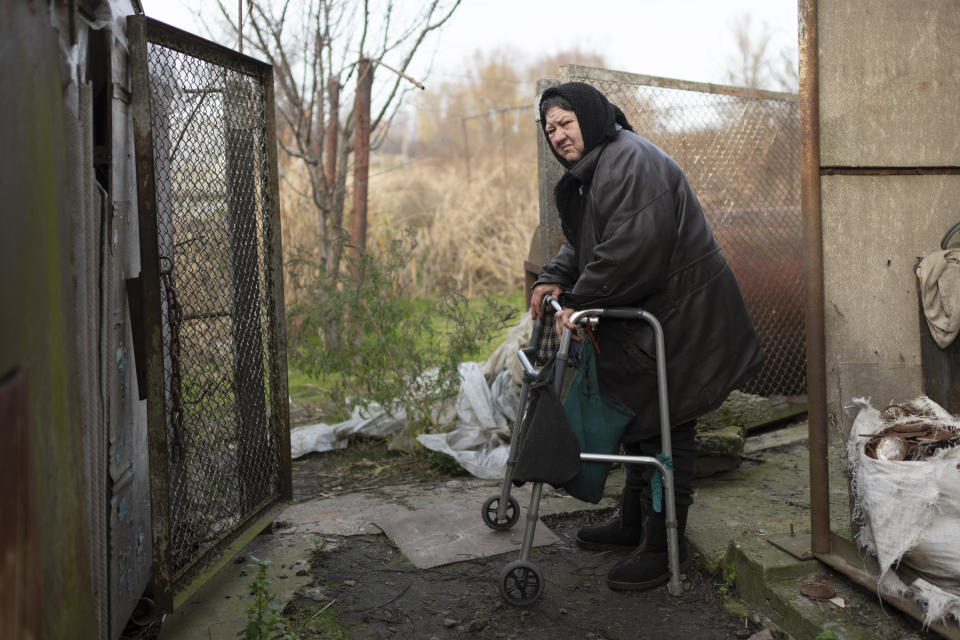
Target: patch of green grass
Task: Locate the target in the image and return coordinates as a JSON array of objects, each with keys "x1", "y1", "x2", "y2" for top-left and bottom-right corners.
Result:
[
  {"x1": 289, "y1": 600, "x2": 351, "y2": 640},
  {"x1": 466, "y1": 290, "x2": 526, "y2": 362},
  {"x1": 722, "y1": 597, "x2": 749, "y2": 617},
  {"x1": 286, "y1": 289, "x2": 526, "y2": 419},
  {"x1": 287, "y1": 369, "x2": 331, "y2": 405}
]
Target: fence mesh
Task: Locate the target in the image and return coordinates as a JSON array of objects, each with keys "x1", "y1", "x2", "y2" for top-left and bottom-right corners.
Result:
[
  {"x1": 146, "y1": 38, "x2": 281, "y2": 575},
  {"x1": 561, "y1": 67, "x2": 806, "y2": 397}
]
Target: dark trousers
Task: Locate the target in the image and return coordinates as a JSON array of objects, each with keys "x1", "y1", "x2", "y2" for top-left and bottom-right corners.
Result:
[{"x1": 622, "y1": 419, "x2": 697, "y2": 510}]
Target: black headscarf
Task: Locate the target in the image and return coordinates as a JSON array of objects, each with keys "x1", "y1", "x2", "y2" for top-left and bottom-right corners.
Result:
[
  {"x1": 538, "y1": 82, "x2": 634, "y2": 244},
  {"x1": 539, "y1": 82, "x2": 633, "y2": 169}
]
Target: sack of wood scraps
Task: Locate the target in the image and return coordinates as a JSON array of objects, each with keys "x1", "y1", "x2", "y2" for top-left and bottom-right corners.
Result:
[{"x1": 846, "y1": 396, "x2": 960, "y2": 627}]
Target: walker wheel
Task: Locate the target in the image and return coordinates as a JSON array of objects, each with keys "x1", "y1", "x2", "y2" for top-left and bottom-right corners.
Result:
[
  {"x1": 481, "y1": 495, "x2": 520, "y2": 531},
  {"x1": 498, "y1": 560, "x2": 543, "y2": 606}
]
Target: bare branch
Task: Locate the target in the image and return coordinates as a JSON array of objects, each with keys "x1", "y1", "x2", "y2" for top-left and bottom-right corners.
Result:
[
  {"x1": 213, "y1": 0, "x2": 462, "y2": 276},
  {"x1": 371, "y1": 0, "x2": 462, "y2": 130},
  {"x1": 278, "y1": 141, "x2": 319, "y2": 165}
]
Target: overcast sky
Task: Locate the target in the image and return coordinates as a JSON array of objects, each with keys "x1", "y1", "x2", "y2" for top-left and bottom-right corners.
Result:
[{"x1": 140, "y1": 0, "x2": 799, "y2": 89}]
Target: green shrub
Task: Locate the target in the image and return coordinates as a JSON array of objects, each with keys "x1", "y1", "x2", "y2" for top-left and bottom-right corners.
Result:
[{"x1": 286, "y1": 233, "x2": 515, "y2": 432}]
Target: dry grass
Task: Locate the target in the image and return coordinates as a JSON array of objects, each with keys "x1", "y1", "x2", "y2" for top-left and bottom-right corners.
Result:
[
  {"x1": 368, "y1": 153, "x2": 539, "y2": 297},
  {"x1": 280, "y1": 150, "x2": 539, "y2": 299}
]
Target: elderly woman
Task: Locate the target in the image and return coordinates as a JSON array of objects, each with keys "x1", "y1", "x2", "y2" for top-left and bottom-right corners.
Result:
[{"x1": 531, "y1": 82, "x2": 762, "y2": 591}]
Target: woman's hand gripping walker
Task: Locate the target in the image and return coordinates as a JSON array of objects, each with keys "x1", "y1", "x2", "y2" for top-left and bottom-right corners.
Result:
[{"x1": 484, "y1": 302, "x2": 683, "y2": 606}]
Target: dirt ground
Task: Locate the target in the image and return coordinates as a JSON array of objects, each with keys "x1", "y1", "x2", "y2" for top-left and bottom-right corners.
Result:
[
  {"x1": 284, "y1": 441, "x2": 943, "y2": 640},
  {"x1": 122, "y1": 439, "x2": 943, "y2": 640},
  {"x1": 283, "y1": 506, "x2": 762, "y2": 640},
  {"x1": 281, "y1": 441, "x2": 762, "y2": 640}
]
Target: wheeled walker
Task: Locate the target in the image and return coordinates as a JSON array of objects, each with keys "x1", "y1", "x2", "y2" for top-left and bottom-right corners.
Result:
[{"x1": 481, "y1": 297, "x2": 682, "y2": 606}]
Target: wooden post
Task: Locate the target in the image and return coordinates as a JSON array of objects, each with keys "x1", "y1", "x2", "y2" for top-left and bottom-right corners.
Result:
[
  {"x1": 351, "y1": 58, "x2": 373, "y2": 274},
  {"x1": 324, "y1": 77, "x2": 339, "y2": 191},
  {"x1": 461, "y1": 118, "x2": 471, "y2": 180}
]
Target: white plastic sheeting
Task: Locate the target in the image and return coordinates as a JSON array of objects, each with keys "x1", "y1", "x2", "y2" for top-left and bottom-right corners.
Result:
[
  {"x1": 847, "y1": 397, "x2": 960, "y2": 627},
  {"x1": 290, "y1": 404, "x2": 409, "y2": 458},
  {"x1": 290, "y1": 314, "x2": 534, "y2": 480}
]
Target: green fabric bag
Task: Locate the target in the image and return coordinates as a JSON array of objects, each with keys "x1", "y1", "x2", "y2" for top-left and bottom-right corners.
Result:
[{"x1": 562, "y1": 339, "x2": 636, "y2": 503}]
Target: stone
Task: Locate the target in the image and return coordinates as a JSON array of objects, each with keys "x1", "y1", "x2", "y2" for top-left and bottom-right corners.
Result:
[
  {"x1": 698, "y1": 391, "x2": 774, "y2": 432},
  {"x1": 694, "y1": 425, "x2": 746, "y2": 478}
]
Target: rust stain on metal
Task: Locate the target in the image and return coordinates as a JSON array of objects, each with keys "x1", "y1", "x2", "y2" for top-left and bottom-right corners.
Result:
[
  {"x1": 797, "y1": 0, "x2": 831, "y2": 555},
  {"x1": 0, "y1": 369, "x2": 45, "y2": 639}
]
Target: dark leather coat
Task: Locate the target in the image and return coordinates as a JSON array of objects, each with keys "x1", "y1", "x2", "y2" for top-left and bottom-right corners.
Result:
[{"x1": 536, "y1": 130, "x2": 763, "y2": 443}]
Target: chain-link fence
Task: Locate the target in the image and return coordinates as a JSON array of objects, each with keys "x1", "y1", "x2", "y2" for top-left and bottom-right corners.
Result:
[
  {"x1": 133, "y1": 18, "x2": 289, "y2": 588},
  {"x1": 559, "y1": 65, "x2": 805, "y2": 397}
]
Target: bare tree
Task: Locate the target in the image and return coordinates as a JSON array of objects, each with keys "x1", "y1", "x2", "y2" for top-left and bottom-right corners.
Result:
[
  {"x1": 208, "y1": 0, "x2": 462, "y2": 276},
  {"x1": 725, "y1": 13, "x2": 798, "y2": 93}
]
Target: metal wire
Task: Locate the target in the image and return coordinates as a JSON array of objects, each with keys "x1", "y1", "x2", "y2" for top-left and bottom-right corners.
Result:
[
  {"x1": 562, "y1": 68, "x2": 806, "y2": 397},
  {"x1": 145, "y1": 38, "x2": 281, "y2": 575}
]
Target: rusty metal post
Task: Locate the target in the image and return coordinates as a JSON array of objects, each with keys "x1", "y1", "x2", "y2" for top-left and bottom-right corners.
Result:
[
  {"x1": 351, "y1": 58, "x2": 373, "y2": 264},
  {"x1": 798, "y1": 0, "x2": 830, "y2": 555},
  {"x1": 324, "y1": 77, "x2": 339, "y2": 191}
]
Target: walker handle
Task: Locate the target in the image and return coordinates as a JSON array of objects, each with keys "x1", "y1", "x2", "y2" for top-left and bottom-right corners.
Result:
[
  {"x1": 570, "y1": 307, "x2": 647, "y2": 323},
  {"x1": 542, "y1": 294, "x2": 563, "y2": 315},
  {"x1": 517, "y1": 347, "x2": 539, "y2": 377}
]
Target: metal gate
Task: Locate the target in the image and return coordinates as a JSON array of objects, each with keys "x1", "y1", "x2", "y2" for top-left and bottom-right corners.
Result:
[{"x1": 128, "y1": 16, "x2": 290, "y2": 610}]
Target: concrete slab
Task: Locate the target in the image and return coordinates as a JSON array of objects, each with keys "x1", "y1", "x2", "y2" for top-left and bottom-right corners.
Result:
[
  {"x1": 275, "y1": 477, "x2": 613, "y2": 539},
  {"x1": 373, "y1": 505, "x2": 559, "y2": 569},
  {"x1": 689, "y1": 424, "x2": 852, "y2": 575},
  {"x1": 744, "y1": 422, "x2": 809, "y2": 455},
  {"x1": 158, "y1": 531, "x2": 316, "y2": 640},
  {"x1": 156, "y1": 475, "x2": 614, "y2": 639}
]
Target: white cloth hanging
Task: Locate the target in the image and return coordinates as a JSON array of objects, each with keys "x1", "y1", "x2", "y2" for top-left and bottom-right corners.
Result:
[{"x1": 917, "y1": 249, "x2": 960, "y2": 348}]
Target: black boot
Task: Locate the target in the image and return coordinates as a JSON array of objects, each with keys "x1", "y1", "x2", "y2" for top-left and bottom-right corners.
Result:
[
  {"x1": 576, "y1": 488, "x2": 644, "y2": 551},
  {"x1": 606, "y1": 505, "x2": 689, "y2": 591}
]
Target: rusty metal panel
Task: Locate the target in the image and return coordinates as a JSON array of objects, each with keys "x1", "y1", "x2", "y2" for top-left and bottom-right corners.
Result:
[
  {"x1": 128, "y1": 14, "x2": 290, "y2": 608},
  {"x1": 818, "y1": 1, "x2": 960, "y2": 167},
  {"x1": 0, "y1": 370, "x2": 44, "y2": 640},
  {"x1": 535, "y1": 78, "x2": 563, "y2": 268},
  {"x1": 541, "y1": 64, "x2": 805, "y2": 397}
]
